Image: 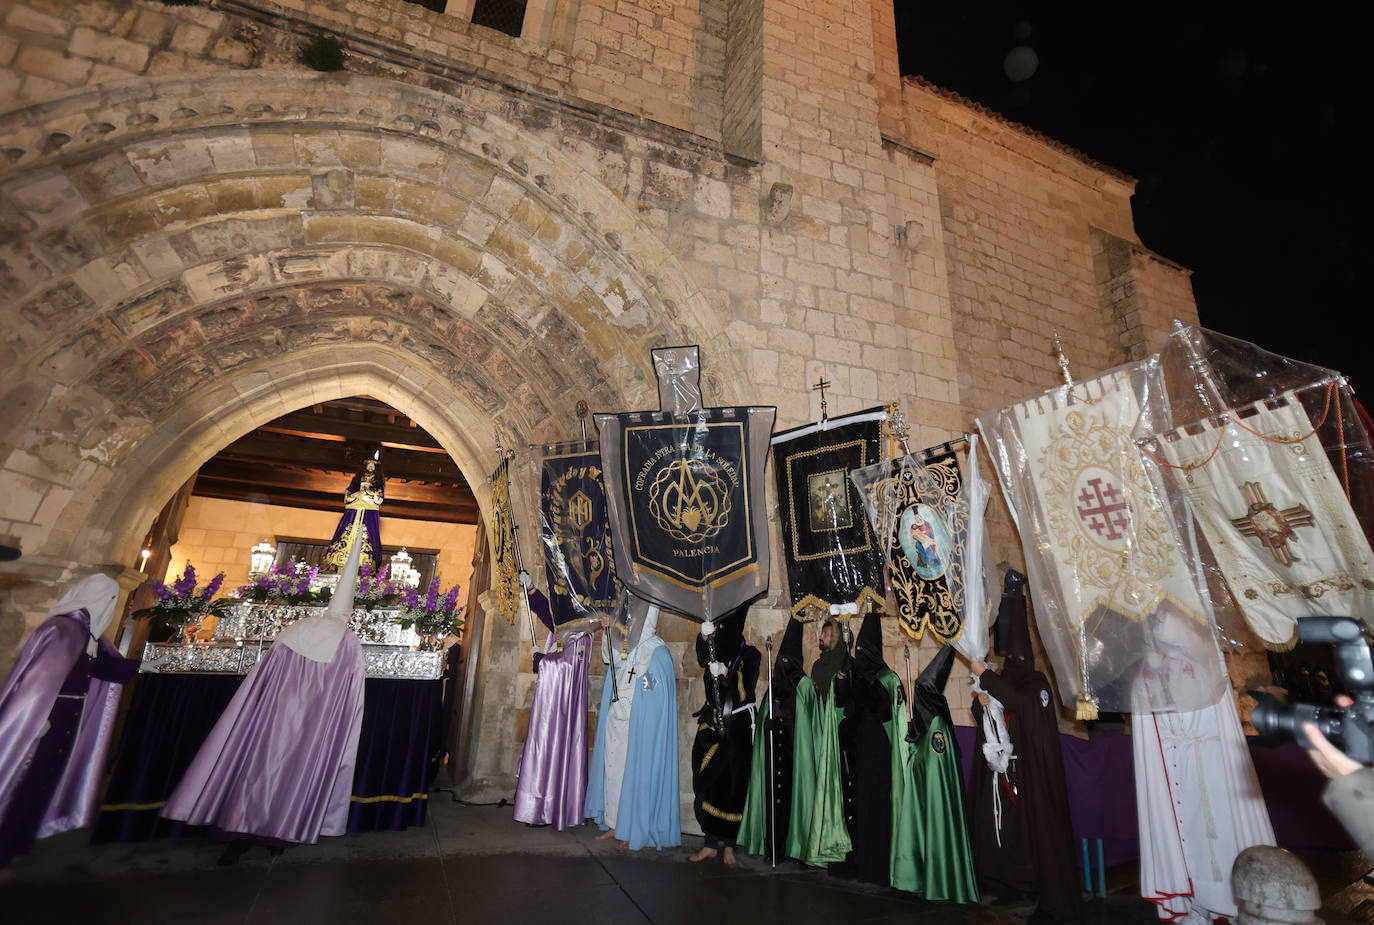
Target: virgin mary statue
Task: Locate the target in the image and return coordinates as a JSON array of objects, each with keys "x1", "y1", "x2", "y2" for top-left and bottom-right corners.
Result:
[{"x1": 323, "y1": 457, "x2": 385, "y2": 574}]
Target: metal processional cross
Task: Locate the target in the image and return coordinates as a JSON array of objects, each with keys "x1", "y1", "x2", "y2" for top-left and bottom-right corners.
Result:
[{"x1": 812, "y1": 376, "x2": 831, "y2": 420}]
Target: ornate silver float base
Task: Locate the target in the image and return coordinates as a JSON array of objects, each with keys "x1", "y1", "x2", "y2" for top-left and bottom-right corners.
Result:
[{"x1": 140, "y1": 642, "x2": 445, "y2": 680}]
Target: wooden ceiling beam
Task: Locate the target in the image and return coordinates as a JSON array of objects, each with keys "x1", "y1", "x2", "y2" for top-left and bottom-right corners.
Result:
[
  {"x1": 192, "y1": 479, "x2": 478, "y2": 524},
  {"x1": 218, "y1": 434, "x2": 467, "y2": 483},
  {"x1": 259, "y1": 411, "x2": 446, "y2": 451},
  {"x1": 197, "y1": 460, "x2": 477, "y2": 507}
]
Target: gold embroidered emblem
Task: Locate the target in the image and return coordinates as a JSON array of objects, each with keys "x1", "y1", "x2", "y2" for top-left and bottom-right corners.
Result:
[
  {"x1": 1229, "y1": 480, "x2": 1315, "y2": 567},
  {"x1": 647, "y1": 457, "x2": 732, "y2": 542}
]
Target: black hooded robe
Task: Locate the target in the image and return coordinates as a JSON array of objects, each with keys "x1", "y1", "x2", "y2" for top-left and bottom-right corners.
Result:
[
  {"x1": 971, "y1": 571, "x2": 1083, "y2": 922},
  {"x1": 849, "y1": 612, "x2": 897, "y2": 885},
  {"x1": 737, "y1": 615, "x2": 805, "y2": 858},
  {"x1": 691, "y1": 605, "x2": 762, "y2": 845}
]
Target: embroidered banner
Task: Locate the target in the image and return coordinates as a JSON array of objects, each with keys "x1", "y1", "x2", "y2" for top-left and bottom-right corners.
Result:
[
  {"x1": 977, "y1": 363, "x2": 1224, "y2": 715},
  {"x1": 850, "y1": 450, "x2": 967, "y2": 643},
  {"x1": 1154, "y1": 394, "x2": 1374, "y2": 649},
  {"x1": 489, "y1": 455, "x2": 520, "y2": 625},
  {"x1": 597, "y1": 407, "x2": 775, "y2": 621},
  {"x1": 538, "y1": 440, "x2": 620, "y2": 625},
  {"x1": 771, "y1": 409, "x2": 887, "y2": 620}
]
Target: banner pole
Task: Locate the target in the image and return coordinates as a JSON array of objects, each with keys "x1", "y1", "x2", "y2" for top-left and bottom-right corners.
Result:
[
  {"x1": 500, "y1": 446, "x2": 540, "y2": 657},
  {"x1": 766, "y1": 633, "x2": 777, "y2": 869}
]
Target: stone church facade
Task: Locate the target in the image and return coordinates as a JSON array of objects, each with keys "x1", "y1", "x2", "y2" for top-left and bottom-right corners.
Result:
[{"x1": 0, "y1": 0, "x2": 1198, "y2": 802}]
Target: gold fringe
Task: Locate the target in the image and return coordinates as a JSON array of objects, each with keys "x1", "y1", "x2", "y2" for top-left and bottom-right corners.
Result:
[
  {"x1": 1262, "y1": 624, "x2": 1302, "y2": 653},
  {"x1": 1076, "y1": 697, "x2": 1099, "y2": 721}
]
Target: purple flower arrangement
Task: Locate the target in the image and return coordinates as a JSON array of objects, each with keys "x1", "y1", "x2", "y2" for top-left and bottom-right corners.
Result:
[
  {"x1": 395, "y1": 575, "x2": 465, "y2": 639},
  {"x1": 136, "y1": 562, "x2": 232, "y2": 636},
  {"x1": 234, "y1": 558, "x2": 331, "y2": 606}
]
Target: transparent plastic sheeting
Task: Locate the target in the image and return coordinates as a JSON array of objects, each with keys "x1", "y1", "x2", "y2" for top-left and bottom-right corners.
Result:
[
  {"x1": 595, "y1": 345, "x2": 775, "y2": 624},
  {"x1": 848, "y1": 438, "x2": 998, "y2": 650},
  {"x1": 771, "y1": 408, "x2": 888, "y2": 621},
  {"x1": 976, "y1": 359, "x2": 1227, "y2": 716},
  {"x1": 1132, "y1": 324, "x2": 1374, "y2": 651},
  {"x1": 535, "y1": 439, "x2": 621, "y2": 642}
]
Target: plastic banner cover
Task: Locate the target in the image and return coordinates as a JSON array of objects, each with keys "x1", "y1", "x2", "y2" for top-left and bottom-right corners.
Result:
[
  {"x1": 976, "y1": 359, "x2": 1227, "y2": 716},
  {"x1": 849, "y1": 443, "x2": 992, "y2": 647},
  {"x1": 537, "y1": 439, "x2": 620, "y2": 635},
  {"x1": 595, "y1": 346, "x2": 775, "y2": 623},
  {"x1": 771, "y1": 408, "x2": 888, "y2": 621},
  {"x1": 1133, "y1": 324, "x2": 1374, "y2": 651}
]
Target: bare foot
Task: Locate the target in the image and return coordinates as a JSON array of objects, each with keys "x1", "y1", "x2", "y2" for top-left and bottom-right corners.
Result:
[
  {"x1": 723, "y1": 847, "x2": 737, "y2": 866},
  {"x1": 595, "y1": 829, "x2": 618, "y2": 841},
  {"x1": 690, "y1": 846, "x2": 719, "y2": 863}
]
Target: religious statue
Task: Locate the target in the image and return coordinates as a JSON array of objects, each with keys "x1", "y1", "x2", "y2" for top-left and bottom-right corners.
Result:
[{"x1": 323, "y1": 458, "x2": 385, "y2": 574}]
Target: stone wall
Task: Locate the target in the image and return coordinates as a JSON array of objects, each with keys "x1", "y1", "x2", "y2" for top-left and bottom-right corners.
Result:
[{"x1": 0, "y1": 0, "x2": 1206, "y2": 794}]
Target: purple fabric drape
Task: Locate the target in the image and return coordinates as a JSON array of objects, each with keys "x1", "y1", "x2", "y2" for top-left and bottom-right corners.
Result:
[
  {"x1": 162, "y1": 635, "x2": 365, "y2": 845},
  {"x1": 93, "y1": 673, "x2": 240, "y2": 843},
  {"x1": 513, "y1": 633, "x2": 591, "y2": 830},
  {"x1": 954, "y1": 726, "x2": 1353, "y2": 868},
  {"x1": 94, "y1": 671, "x2": 444, "y2": 843},
  {"x1": 347, "y1": 678, "x2": 445, "y2": 833}
]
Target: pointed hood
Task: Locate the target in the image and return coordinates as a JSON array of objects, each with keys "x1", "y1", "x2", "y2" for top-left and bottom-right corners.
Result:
[
  {"x1": 527, "y1": 588, "x2": 555, "y2": 634},
  {"x1": 910, "y1": 643, "x2": 957, "y2": 737},
  {"x1": 999, "y1": 568, "x2": 1035, "y2": 683},
  {"x1": 707, "y1": 599, "x2": 750, "y2": 668},
  {"x1": 852, "y1": 611, "x2": 888, "y2": 680},
  {"x1": 774, "y1": 614, "x2": 805, "y2": 682},
  {"x1": 276, "y1": 528, "x2": 361, "y2": 663}
]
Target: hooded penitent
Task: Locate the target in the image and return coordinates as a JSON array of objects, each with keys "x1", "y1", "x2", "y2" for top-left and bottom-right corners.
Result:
[
  {"x1": 970, "y1": 572, "x2": 1081, "y2": 921},
  {"x1": 738, "y1": 613, "x2": 805, "y2": 859},
  {"x1": 514, "y1": 589, "x2": 594, "y2": 831},
  {"x1": 786, "y1": 619, "x2": 854, "y2": 869},
  {"x1": 848, "y1": 612, "x2": 898, "y2": 886},
  {"x1": 584, "y1": 591, "x2": 680, "y2": 850},
  {"x1": 691, "y1": 600, "x2": 761, "y2": 843},
  {"x1": 162, "y1": 531, "x2": 367, "y2": 845},
  {"x1": 0, "y1": 574, "x2": 135, "y2": 867},
  {"x1": 906, "y1": 643, "x2": 978, "y2": 903}
]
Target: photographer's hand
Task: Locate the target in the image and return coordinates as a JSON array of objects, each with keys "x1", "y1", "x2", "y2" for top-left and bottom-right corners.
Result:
[{"x1": 1303, "y1": 719, "x2": 1363, "y2": 779}]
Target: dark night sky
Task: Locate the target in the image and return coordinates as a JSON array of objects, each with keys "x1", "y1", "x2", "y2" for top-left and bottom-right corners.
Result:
[{"x1": 894, "y1": 4, "x2": 1368, "y2": 385}]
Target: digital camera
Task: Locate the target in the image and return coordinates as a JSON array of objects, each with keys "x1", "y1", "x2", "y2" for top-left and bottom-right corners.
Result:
[{"x1": 1249, "y1": 616, "x2": 1374, "y2": 765}]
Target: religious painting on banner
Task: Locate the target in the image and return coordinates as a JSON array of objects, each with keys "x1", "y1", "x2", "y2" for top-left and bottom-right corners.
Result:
[
  {"x1": 771, "y1": 408, "x2": 887, "y2": 621},
  {"x1": 850, "y1": 450, "x2": 969, "y2": 644},
  {"x1": 596, "y1": 346, "x2": 775, "y2": 623},
  {"x1": 976, "y1": 360, "x2": 1227, "y2": 718},
  {"x1": 489, "y1": 456, "x2": 521, "y2": 625},
  {"x1": 538, "y1": 440, "x2": 619, "y2": 630},
  {"x1": 1133, "y1": 327, "x2": 1374, "y2": 650}
]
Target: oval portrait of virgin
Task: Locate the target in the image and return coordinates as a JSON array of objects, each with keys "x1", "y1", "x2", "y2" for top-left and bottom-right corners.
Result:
[{"x1": 898, "y1": 504, "x2": 950, "y2": 581}]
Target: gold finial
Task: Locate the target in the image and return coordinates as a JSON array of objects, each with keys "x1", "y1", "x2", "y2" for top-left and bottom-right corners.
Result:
[{"x1": 1052, "y1": 332, "x2": 1074, "y2": 387}]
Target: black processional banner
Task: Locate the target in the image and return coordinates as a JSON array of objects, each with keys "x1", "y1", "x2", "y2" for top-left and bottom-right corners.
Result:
[
  {"x1": 538, "y1": 440, "x2": 619, "y2": 625},
  {"x1": 884, "y1": 451, "x2": 966, "y2": 644},
  {"x1": 771, "y1": 409, "x2": 887, "y2": 620},
  {"x1": 597, "y1": 408, "x2": 775, "y2": 620}
]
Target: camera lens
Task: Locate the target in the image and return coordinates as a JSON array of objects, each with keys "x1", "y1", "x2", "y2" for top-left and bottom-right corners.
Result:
[{"x1": 1250, "y1": 691, "x2": 1346, "y2": 749}]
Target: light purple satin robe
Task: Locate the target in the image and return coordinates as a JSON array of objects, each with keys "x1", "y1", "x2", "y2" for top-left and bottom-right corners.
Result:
[
  {"x1": 162, "y1": 633, "x2": 365, "y2": 844},
  {"x1": 513, "y1": 632, "x2": 591, "y2": 829}
]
